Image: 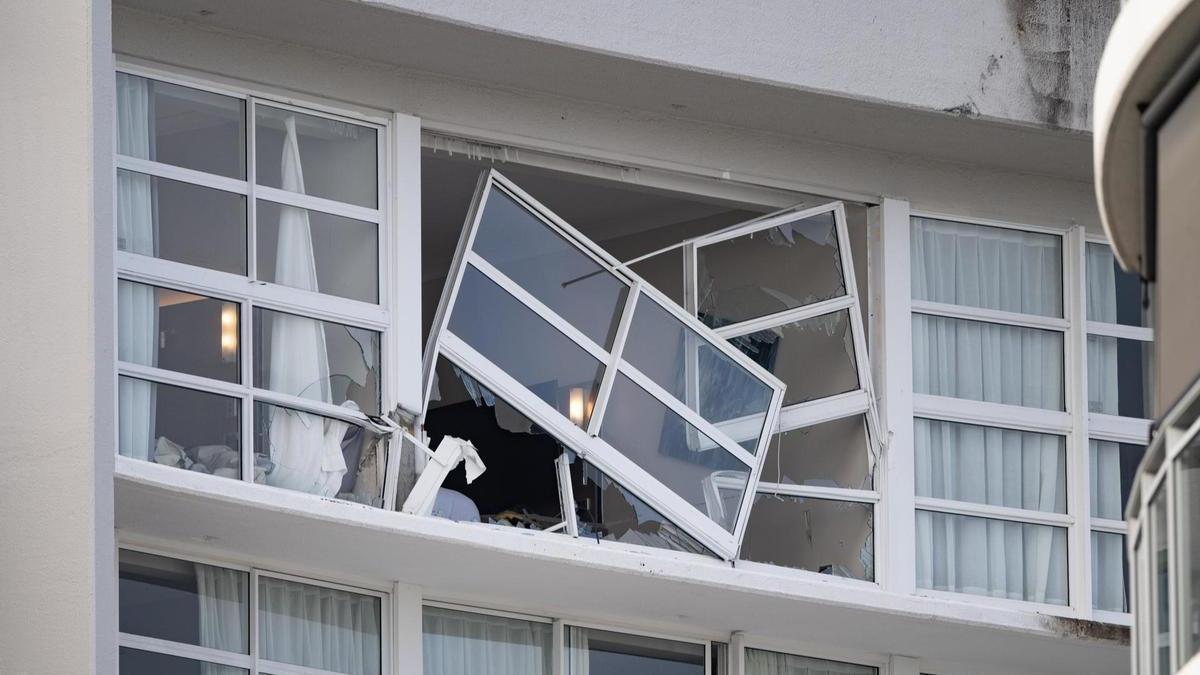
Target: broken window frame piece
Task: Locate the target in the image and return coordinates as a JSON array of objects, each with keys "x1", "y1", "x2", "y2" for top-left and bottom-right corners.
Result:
[
  {"x1": 686, "y1": 201, "x2": 883, "y2": 566},
  {"x1": 418, "y1": 170, "x2": 787, "y2": 559}
]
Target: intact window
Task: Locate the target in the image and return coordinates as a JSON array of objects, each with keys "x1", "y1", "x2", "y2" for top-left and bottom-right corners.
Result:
[{"x1": 114, "y1": 70, "x2": 396, "y2": 507}]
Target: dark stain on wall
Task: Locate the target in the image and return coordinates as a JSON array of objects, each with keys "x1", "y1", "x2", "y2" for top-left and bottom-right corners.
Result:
[{"x1": 1008, "y1": 0, "x2": 1120, "y2": 129}]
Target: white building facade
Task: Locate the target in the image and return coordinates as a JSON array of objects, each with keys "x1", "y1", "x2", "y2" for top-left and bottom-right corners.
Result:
[{"x1": 0, "y1": 2, "x2": 1148, "y2": 674}]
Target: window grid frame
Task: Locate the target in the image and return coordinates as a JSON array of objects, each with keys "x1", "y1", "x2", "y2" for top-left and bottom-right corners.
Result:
[
  {"x1": 113, "y1": 62, "x2": 396, "y2": 496},
  {"x1": 1082, "y1": 231, "x2": 1155, "y2": 620},
  {"x1": 117, "y1": 545, "x2": 391, "y2": 675},
  {"x1": 419, "y1": 170, "x2": 786, "y2": 559},
  {"x1": 687, "y1": 201, "x2": 883, "y2": 580},
  {"x1": 907, "y1": 210, "x2": 1080, "y2": 614}
]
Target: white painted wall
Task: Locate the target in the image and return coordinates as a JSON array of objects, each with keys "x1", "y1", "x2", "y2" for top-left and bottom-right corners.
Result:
[
  {"x1": 372, "y1": 0, "x2": 1118, "y2": 132},
  {"x1": 113, "y1": 7, "x2": 1103, "y2": 234},
  {"x1": 0, "y1": 1, "x2": 115, "y2": 673}
]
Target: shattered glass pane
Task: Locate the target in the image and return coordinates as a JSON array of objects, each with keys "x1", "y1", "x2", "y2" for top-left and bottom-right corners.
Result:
[
  {"x1": 473, "y1": 188, "x2": 629, "y2": 349},
  {"x1": 622, "y1": 293, "x2": 773, "y2": 449},
  {"x1": 449, "y1": 265, "x2": 605, "y2": 428},
  {"x1": 697, "y1": 211, "x2": 845, "y2": 327},
  {"x1": 760, "y1": 415, "x2": 874, "y2": 491},
  {"x1": 599, "y1": 373, "x2": 750, "y2": 532},
  {"x1": 254, "y1": 401, "x2": 386, "y2": 505},
  {"x1": 729, "y1": 309, "x2": 858, "y2": 407},
  {"x1": 422, "y1": 356, "x2": 567, "y2": 530},
  {"x1": 572, "y1": 457, "x2": 715, "y2": 557},
  {"x1": 740, "y1": 494, "x2": 874, "y2": 581}
]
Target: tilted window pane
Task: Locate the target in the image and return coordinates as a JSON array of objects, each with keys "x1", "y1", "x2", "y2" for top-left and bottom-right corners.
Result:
[
  {"x1": 118, "y1": 280, "x2": 241, "y2": 384},
  {"x1": 448, "y1": 265, "x2": 605, "y2": 428},
  {"x1": 1089, "y1": 439, "x2": 1146, "y2": 520},
  {"x1": 740, "y1": 494, "x2": 874, "y2": 581},
  {"x1": 697, "y1": 210, "x2": 845, "y2": 327},
  {"x1": 116, "y1": 72, "x2": 245, "y2": 179},
  {"x1": 745, "y1": 648, "x2": 878, "y2": 675},
  {"x1": 760, "y1": 415, "x2": 874, "y2": 491},
  {"x1": 423, "y1": 606, "x2": 552, "y2": 675},
  {"x1": 622, "y1": 294, "x2": 772, "y2": 449},
  {"x1": 1092, "y1": 530, "x2": 1129, "y2": 613},
  {"x1": 915, "y1": 419, "x2": 1067, "y2": 514},
  {"x1": 1177, "y1": 443, "x2": 1200, "y2": 661},
  {"x1": 731, "y1": 310, "x2": 859, "y2": 407},
  {"x1": 916, "y1": 510, "x2": 1068, "y2": 605},
  {"x1": 118, "y1": 549, "x2": 248, "y2": 653},
  {"x1": 565, "y1": 626, "x2": 705, "y2": 675},
  {"x1": 257, "y1": 201, "x2": 378, "y2": 304},
  {"x1": 422, "y1": 357, "x2": 567, "y2": 529},
  {"x1": 572, "y1": 458, "x2": 714, "y2": 556},
  {"x1": 1086, "y1": 241, "x2": 1148, "y2": 327},
  {"x1": 912, "y1": 314, "x2": 1065, "y2": 411},
  {"x1": 253, "y1": 307, "x2": 380, "y2": 415},
  {"x1": 118, "y1": 376, "x2": 241, "y2": 474},
  {"x1": 910, "y1": 217, "x2": 1063, "y2": 318},
  {"x1": 1087, "y1": 335, "x2": 1152, "y2": 418},
  {"x1": 254, "y1": 402, "x2": 385, "y2": 504},
  {"x1": 255, "y1": 105, "x2": 377, "y2": 209},
  {"x1": 119, "y1": 647, "x2": 248, "y2": 675},
  {"x1": 257, "y1": 576, "x2": 381, "y2": 675},
  {"x1": 600, "y1": 373, "x2": 750, "y2": 532},
  {"x1": 471, "y1": 188, "x2": 629, "y2": 349},
  {"x1": 117, "y1": 169, "x2": 247, "y2": 274}
]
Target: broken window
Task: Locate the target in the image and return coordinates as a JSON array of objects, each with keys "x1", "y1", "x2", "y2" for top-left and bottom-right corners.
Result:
[
  {"x1": 687, "y1": 203, "x2": 882, "y2": 578},
  {"x1": 414, "y1": 170, "x2": 786, "y2": 558}
]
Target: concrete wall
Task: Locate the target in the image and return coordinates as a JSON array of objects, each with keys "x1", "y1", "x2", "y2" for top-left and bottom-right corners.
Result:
[
  {"x1": 113, "y1": 7, "x2": 1103, "y2": 234},
  {"x1": 0, "y1": 1, "x2": 115, "y2": 673},
  {"x1": 373, "y1": 0, "x2": 1120, "y2": 132}
]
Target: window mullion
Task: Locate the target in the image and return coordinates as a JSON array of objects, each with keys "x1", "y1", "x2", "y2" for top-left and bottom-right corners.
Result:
[
  {"x1": 244, "y1": 98, "x2": 258, "y2": 484},
  {"x1": 586, "y1": 282, "x2": 640, "y2": 436},
  {"x1": 1067, "y1": 224, "x2": 1093, "y2": 617}
]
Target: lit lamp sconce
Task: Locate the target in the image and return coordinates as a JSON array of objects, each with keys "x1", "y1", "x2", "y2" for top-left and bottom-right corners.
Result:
[
  {"x1": 568, "y1": 387, "x2": 593, "y2": 428},
  {"x1": 220, "y1": 303, "x2": 238, "y2": 363}
]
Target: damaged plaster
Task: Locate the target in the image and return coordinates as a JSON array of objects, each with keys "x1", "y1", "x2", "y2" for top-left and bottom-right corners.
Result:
[{"x1": 1008, "y1": 0, "x2": 1121, "y2": 129}]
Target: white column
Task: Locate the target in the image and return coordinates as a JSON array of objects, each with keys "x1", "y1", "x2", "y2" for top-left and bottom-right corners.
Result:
[
  {"x1": 887, "y1": 655, "x2": 920, "y2": 675},
  {"x1": 391, "y1": 582, "x2": 423, "y2": 675},
  {"x1": 0, "y1": 1, "x2": 115, "y2": 673},
  {"x1": 871, "y1": 197, "x2": 916, "y2": 594},
  {"x1": 392, "y1": 112, "x2": 424, "y2": 417}
]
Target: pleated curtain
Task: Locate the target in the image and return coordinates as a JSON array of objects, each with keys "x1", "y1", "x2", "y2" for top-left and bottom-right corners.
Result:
[{"x1": 911, "y1": 217, "x2": 1067, "y2": 605}]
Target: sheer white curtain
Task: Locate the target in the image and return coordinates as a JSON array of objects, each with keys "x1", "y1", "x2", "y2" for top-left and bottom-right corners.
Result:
[
  {"x1": 116, "y1": 74, "x2": 158, "y2": 460},
  {"x1": 196, "y1": 565, "x2": 249, "y2": 675},
  {"x1": 565, "y1": 625, "x2": 589, "y2": 675},
  {"x1": 422, "y1": 606, "x2": 552, "y2": 675},
  {"x1": 1087, "y1": 243, "x2": 1128, "y2": 610},
  {"x1": 745, "y1": 648, "x2": 876, "y2": 675},
  {"x1": 264, "y1": 115, "x2": 348, "y2": 495},
  {"x1": 911, "y1": 217, "x2": 1067, "y2": 604},
  {"x1": 259, "y1": 576, "x2": 381, "y2": 675}
]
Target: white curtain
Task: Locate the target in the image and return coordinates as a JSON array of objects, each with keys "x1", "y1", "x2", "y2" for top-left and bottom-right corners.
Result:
[
  {"x1": 745, "y1": 648, "x2": 875, "y2": 675},
  {"x1": 196, "y1": 564, "x2": 249, "y2": 675},
  {"x1": 422, "y1": 606, "x2": 552, "y2": 675},
  {"x1": 565, "y1": 625, "x2": 589, "y2": 675},
  {"x1": 116, "y1": 74, "x2": 158, "y2": 460},
  {"x1": 264, "y1": 115, "x2": 348, "y2": 495},
  {"x1": 911, "y1": 217, "x2": 1067, "y2": 604},
  {"x1": 1087, "y1": 243, "x2": 1129, "y2": 611},
  {"x1": 259, "y1": 576, "x2": 380, "y2": 675}
]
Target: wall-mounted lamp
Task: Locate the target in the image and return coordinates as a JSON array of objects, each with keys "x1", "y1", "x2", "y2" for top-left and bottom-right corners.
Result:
[
  {"x1": 220, "y1": 303, "x2": 238, "y2": 362},
  {"x1": 568, "y1": 387, "x2": 586, "y2": 427}
]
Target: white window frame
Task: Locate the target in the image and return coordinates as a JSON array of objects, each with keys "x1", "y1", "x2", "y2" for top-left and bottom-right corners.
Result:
[
  {"x1": 1080, "y1": 232, "x2": 1155, "y2": 623},
  {"x1": 112, "y1": 62, "x2": 417, "y2": 502},
  {"x1": 682, "y1": 201, "x2": 882, "y2": 579},
  {"x1": 117, "y1": 544, "x2": 392, "y2": 675},
  {"x1": 419, "y1": 169, "x2": 786, "y2": 559}
]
